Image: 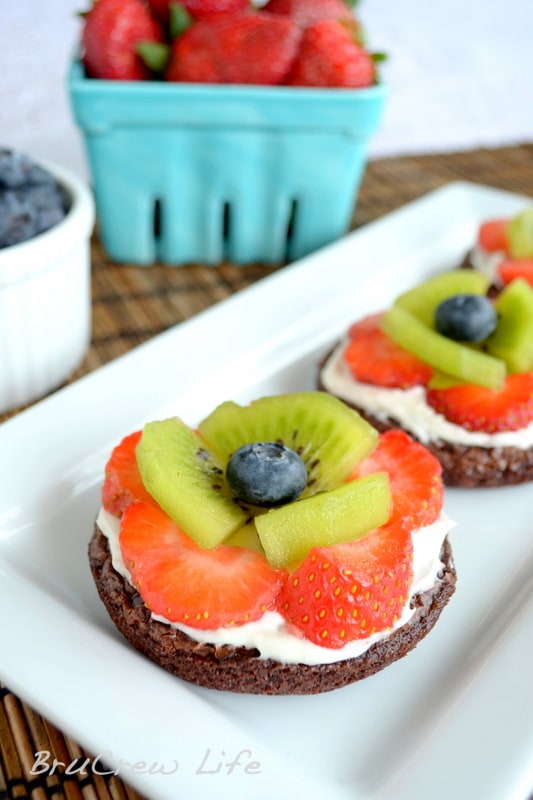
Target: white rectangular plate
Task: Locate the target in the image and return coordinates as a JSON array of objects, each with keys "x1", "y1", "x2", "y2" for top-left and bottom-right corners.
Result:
[{"x1": 1, "y1": 181, "x2": 532, "y2": 800}]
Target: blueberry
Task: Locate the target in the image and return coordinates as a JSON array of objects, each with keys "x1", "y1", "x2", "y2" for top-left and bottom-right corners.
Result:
[
  {"x1": 0, "y1": 191, "x2": 38, "y2": 248},
  {"x1": 0, "y1": 149, "x2": 69, "y2": 248},
  {"x1": 0, "y1": 148, "x2": 39, "y2": 189},
  {"x1": 435, "y1": 294, "x2": 498, "y2": 342},
  {"x1": 226, "y1": 442, "x2": 307, "y2": 507},
  {"x1": 26, "y1": 185, "x2": 67, "y2": 235}
]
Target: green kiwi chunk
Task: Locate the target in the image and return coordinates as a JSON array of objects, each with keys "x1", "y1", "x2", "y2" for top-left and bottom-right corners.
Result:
[
  {"x1": 198, "y1": 393, "x2": 379, "y2": 497},
  {"x1": 136, "y1": 417, "x2": 248, "y2": 549},
  {"x1": 381, "y1": 305, "x2": 506, "y2": 389},
  {"x1": 486, "y1": 279, "x2": 533, "y2": 373},
  {"x1": 255, "y1": 473, "x2": 391, "y2": 569},
  {"x1": 508, "y1": 209, "x2": 533, "y2": 258},
  {"x1": 395, "y1": 269, "x2": 491, "y2": 328},
  {"x1": 224, "y1": 521, "x2": 264, "y2": 553},
  {"x1": 427, "y1": 370, "x2": 468, "y2": 390}
]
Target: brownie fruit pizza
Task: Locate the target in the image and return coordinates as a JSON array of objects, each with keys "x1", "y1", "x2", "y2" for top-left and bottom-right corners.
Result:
[
  {"x1": 319, "y1": 271, "x2": 533, "y2": 488},
  {"x1": 90, "y1": 392, "x2": 456, "y2": 695}
]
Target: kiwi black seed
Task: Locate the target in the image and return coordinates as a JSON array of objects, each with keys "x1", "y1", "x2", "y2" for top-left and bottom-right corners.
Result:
[{"x1": 197, "y1": 392, "x2": 378, "y2": 499}]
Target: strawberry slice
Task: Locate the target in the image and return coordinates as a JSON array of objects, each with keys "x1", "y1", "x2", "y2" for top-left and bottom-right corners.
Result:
[
  {"x1": 347, "y1": 311, "x2": 385, "y2": 339},
  {"x1": 102, "y1": 431, "x2": 154, "y2": 517},
  {"x1": 477, "y1": 218, "x2": 509, "y2": 253},
  {"x1": 278, "y1": 519, "x2": 413, "y2": 648},
  {"x1": 497, "y1": 258, "x2": 533, "y2": 287},
  {"x1": 119, "y1": 502, "x2": 286, "y2": 629},
  {"x1": 351, "y1": 430, "x2": 443, "y2": 530},
  {"x1": 343, "y1": 322, "x2": 433, "y2": 389},
  {"x1": 427, "y1": 372, "x2": 533, "y2": 433}
]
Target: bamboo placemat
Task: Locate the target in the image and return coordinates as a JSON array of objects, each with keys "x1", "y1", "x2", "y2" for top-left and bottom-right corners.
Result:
[{"x1": 1, "y1": 143, "x2": 532, "y2": 800}]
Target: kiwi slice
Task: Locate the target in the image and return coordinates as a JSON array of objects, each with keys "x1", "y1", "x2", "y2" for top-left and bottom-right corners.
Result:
[
  {"x1": 427, "y1": 370, "x2": 468, "y2": 390},
  {"x1": 198, "y1": 393, "x2": 379, "y2": 497},
  {"x1": 255, "y1": 473, "x2": 391, "y2": 568},
  {"x1": 381, "y1": 305, "x2": 506, "y2": 389},
  {"x1": 224, "y1": 521, "x2": 264, "y2": 553},
  {"x1": 395, "y1": 270, "x2": 490, "y2": 328},
  {"x1": 486, "y1": 279, "x2": 533, "y2": 373},
  {"x1": 508, "y1": 209, "x2": 533, "y2": 258},
  {"x1": 136, "y1": 417, "x2": 248, "y2": 549}
]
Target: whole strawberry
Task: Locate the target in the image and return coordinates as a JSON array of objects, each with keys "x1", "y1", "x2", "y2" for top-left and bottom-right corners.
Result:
[
  {"x1": 145, "y1": 0, "x2": 175, "y2": 22},
  {"x1": 264, "y1": 0, "x2": 354, "y2": 28},
  {"x1": 286, "y1": 19, "x2": 375, "y2": 88},
  {"x1": 82, "y1": 0, "x2": 164, "y2": 80},
  {"x1": 166, "y1": 11, "x2": 302, "y2": 85},
  {"x1": 184, "y1": 0, "x2": 250, "y2": 17},
  {"x1": 147, "y1": 0, "x2": 250, "y2": 22}
]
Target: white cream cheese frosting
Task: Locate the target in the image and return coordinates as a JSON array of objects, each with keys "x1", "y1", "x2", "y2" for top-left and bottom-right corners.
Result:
[
  {"x1": 97, "y1": 506, "x2": 454, "y2": 666},
  {"x1": 469, "y1": 245, "x2": 506, "y2": 285},
  {"x1": 320, "y1": 343, "x2": 533, "y2": 449}
]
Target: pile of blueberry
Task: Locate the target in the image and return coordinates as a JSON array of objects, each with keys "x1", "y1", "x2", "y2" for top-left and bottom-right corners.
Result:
[{"x1": 0, "y1": 148, "x2": 70, "y2": 249}]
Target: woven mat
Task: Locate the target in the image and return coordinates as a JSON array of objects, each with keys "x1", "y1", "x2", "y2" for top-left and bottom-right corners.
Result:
[{"x1": 1, "y1": 143, "x2": 532, "y2": 800}]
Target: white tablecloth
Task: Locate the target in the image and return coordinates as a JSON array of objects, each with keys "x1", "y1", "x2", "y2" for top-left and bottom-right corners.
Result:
[{"x1": 1, "y1": 0, "x2": 532, "y2": 180}]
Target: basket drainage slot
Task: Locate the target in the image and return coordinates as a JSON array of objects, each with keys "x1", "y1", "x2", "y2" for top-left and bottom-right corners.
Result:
[
  {"x1": 285, "y1": 198, "x2": 299, "y2": 258},
  {"x1": 153, "y1": 198, "x2": 162, "y2": 240},
  {"x1": 222, "y1": 201, "x2": 232, "y2": 240}
]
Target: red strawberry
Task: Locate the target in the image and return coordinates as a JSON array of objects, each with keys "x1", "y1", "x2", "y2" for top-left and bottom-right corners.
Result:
[
  {"x1": 82, "y1": 0, "x2": 164, "y2": 81},
  {"x1": 351, "y1": 430, "x2": 443, "y2": 530},
  {"x1": 166, "y1": 11, "x2": 301, "y2": 85},
  {"x1": 285, "y1": 19, "x2": 375, "y2": 88},
  {"x1": 343, "y1": 323, "x2": 433, "y2": 389},
  {"x1": 264, "y1": 0, "x2": 355, "y2": 29},
  {"x1": 477, "y1": 218, "x2": 509, "y2": 253},
  {"x1": 120, "y1": 502, "x2": 285, "y2": 628},
  {"x1": 147, "y1": 0, "x2": 249, "y2": 22},
  {"x1": 498, "y1": 258, "x2": 533, "y2": 287},
  {"x1": 102, "y1": 431, "x2": 155, "y2": 516},
  {"x1": 347, "y1": 311, "x2": 385, "y2": 339},
  {"x1": 278, "y1": 519, "x2": 413, "y2": 648},
  {"x1": 145, "y1": 0, "x2": 173, "y2": 22},
  {"x1": 183, "y1": 0, "x2": 250, "y2": 16},
  {"x1": 427, "y1": 372, "x2": 533, "y2": 433}
]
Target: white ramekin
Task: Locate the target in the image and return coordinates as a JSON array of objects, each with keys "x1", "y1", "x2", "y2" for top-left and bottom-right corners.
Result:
[{"x1": 0, "y1": 160, "x2": 95, "y2": 414}]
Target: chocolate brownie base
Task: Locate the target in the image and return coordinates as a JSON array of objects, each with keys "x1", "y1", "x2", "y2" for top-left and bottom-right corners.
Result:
[
  {"x1": 89, "y1": 527, "x2": 456, "y2": 695},
  {"x1": 318, "y1": 351, "x2": 533, "y2": 488}
]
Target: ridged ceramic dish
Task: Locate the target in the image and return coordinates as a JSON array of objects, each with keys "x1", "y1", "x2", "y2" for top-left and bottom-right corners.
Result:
[{"x1": 0, "y1": 160, "x2": 94, "y2": 413}]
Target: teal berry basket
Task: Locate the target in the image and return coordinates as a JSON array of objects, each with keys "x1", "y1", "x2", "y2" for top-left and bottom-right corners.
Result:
[{"x1": 68, "y1": 59, "x2": 386, "y2": 266}]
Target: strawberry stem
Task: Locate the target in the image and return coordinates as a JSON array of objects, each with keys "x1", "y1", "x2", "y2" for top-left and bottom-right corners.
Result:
[
  {"x1": 136, "y1": 42, "x2": 171, "y2": 73},
  {"x1": 169, "y1": 2, "x2": 193, "y2": 39}
]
